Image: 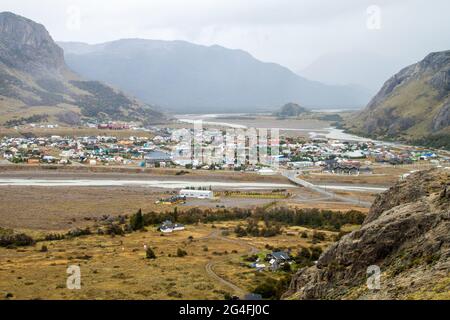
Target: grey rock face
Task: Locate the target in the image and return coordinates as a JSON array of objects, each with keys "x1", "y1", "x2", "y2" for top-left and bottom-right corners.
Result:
[
  {"x1": 351, "y1": 50, "x2": 450, "y2": 142},
  {"x1": 432, "y1": 98, "x2": 450, "y2": 131},
  {"x1": 0, "y1": 12, "x2": 166, "y2": 123},
  {"x1": 0, "y1": 12, "x2": 65, "y2": 74},
  {"x1": 285, "y1": 168, "x2": 450, "y2": 300}
]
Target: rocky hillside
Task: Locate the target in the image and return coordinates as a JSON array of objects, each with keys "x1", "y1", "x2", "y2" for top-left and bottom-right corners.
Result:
[
  {"x1": 58, "y1": 40, "x2": 371, "y2": 113},
  {"x1": 0, "y1": 12, "x2": 165, "y2": 125},
  {"x1": 274, "y1": 103, "x2": 309, "y2": 118},
  {"x1": 284, "y1": 168, "x2": 450, "y2": 300},
  {"x1": 346, "y1": 50, "x2": 450, "y2": 149}
]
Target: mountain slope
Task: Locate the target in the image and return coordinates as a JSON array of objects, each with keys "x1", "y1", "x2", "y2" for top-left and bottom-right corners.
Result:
[
  {"x1": 58, "y1": 40, "x2": 371, "y2": 113},
  {"x1": 284, "y1": 168, "x2": 450, "y2": 300},
  {"x1": 0, "y1": 12, "x2": 165, "y2": 126},
  {"x1": 346, "y1": 50, "x2": 450, "y2": 148}
]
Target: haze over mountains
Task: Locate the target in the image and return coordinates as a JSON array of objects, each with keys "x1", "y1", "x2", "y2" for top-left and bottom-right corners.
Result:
[
  {"x1": 59, "y1": 40, "x2": 372, "y2": 113},
  {"x1": 0, "y1": 12, "x2": 165, "y2": 125},
  {"x1": 300, "y1": 52, "x2": 408, "y2": 95}
]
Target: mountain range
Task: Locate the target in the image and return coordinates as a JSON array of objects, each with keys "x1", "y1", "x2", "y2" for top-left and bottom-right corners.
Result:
[
  {"x1": 346, "y1": 50, "x2": 450, "y2": 149},
  {"x1": 0, "y1": 12, "x2": 165, "y2": 126},
  {"x1": 58, "y1": 40, "x2": 372, "y2": 113}
]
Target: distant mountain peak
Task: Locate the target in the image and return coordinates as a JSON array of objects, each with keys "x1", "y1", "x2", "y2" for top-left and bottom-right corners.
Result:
[{"x1": 58, "y1": 39, "x2": 371, "y2": 112}]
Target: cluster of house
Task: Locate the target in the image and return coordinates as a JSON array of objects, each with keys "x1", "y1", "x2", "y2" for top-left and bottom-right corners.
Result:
[
  {"x1": 250, "y1": 251, "x2": 292, "y2": 272},
  {"x1": 0, "y1": 134, "x2": 173, "y2": 166},
  {"x1": 284, "y1": 139, "x2": 447, "y2": 174},
  {"x1": 1, "y1": 129, "x2": 448, "y2": 170},
  {"x1": 158, "y1": 220, "x2": 185, "y2": 233}
]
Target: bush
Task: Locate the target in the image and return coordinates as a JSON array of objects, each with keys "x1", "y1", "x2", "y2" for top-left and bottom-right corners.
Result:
[
  {"x1": 294, "y1": 247, "x2": 314, "y2": 267},
  {"x1": 0, "y1": 233, "x2": 35, "y2": 247},
  {"x1": 40, "y1": 245, "x2": 48, "y2": 252},
  {"x1": 280, "y1": 263, "x2": 291, "y2": 272},
  {"x1": 253, "y1": 275, "x2": 291, "y2": 300},
  {"x1": 243, "y1": 254, "x2": 258, "y2": 262},
  {"x1": 44, "y1": 233, "x2": 65, "y2": 241},
  {"x1": 310, "y1": 246, "x2": 323, "y2": 261},
  {"x1": 104, "y1": 223, "x2": 125, "y2": 236},
  {"x1": 312, "y1": 231, "x2": 326, "y2": 242},
  {"x1": 176, "y1": 248, "x2": 188, "y2": 257},
  {"x1": 146, "y1": 247, "x2": 156, "y2": 259},
  {"x1": 66, "y1": 227, "x2": 91, "y2": 238}
]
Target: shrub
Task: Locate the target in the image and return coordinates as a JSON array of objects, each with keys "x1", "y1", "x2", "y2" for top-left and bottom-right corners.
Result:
[
  {"x1": 310, "y1": 246, "x2": 323, "y2": 261},
  {"x1": 176, "y1": 248, "x2": 188, "y2": 257},
  {"x1": 252, "y1": 275, "x2": 291, "y2": 300},
  {"x1": 0, "y1": 233, "x2": 35, "y2": 247},
  {"x1": 312, "y1": 231, "x2": 326, "y2": 242},
  {"x1": 44, "y1": 233, "x2": 65, "y2": 241},
  {"x1": 104, "y1": 223, "x2": 125, "y2": 236},
  {"x1": 146, "y1": 247, "x2": 156, "y2": 259},
  {"x1": 66, "y1": 227, "x2": 91, "y2": 238}
]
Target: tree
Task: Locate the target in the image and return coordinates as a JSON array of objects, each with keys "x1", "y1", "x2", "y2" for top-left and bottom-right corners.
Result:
[
  {"x1": 146, "y1": 247, "x2": 156, "y2": 259},
  {"x1": 130, "y1": 209, "x2": 144, "y2": 231}
]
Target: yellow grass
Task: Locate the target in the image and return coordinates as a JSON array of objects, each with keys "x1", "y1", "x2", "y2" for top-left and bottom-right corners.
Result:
[{"x1": 0, "y1": 223, "x2": 336, "y2": 300}]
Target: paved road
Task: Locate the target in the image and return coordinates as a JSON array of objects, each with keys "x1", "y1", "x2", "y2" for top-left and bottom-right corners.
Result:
[
  {"x1": 202, "y1": 230, "x2": 259, "y2": 298},
  {"x1": 281, "y1": 170, "x2": 372, "y2": 207}
]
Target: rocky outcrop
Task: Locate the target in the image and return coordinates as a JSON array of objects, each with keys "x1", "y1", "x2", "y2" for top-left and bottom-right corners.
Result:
[
  {"x1": 432, "y1": 98, "x2": 450, "y2": 131},
  {"x1": 274, "y1": 103, "x2": 309, "y2": 118},
  {"x1": 347, "y1": 50, "x2": 450, "y2": 148},
  {"x1": 0, "y1": 12, "x2": 65, "y2": 74},
  {"x1": 284, "y1": 168, "x2": 450, "y2": 300},
  {"x1": 0, "y1": 12, "x2": 166, "y2": 124}
]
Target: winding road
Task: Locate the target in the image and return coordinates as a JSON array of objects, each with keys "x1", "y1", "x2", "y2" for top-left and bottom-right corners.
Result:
[{"x1": 202, "y1": 230, "x2": 259, "y2": 298}]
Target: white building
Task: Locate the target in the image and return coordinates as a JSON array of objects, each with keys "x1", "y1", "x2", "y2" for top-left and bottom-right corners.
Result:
[
  {"x1": 179, "y1": 189, "x2": 214, "y2": 199},
  {"x1": 258, "y1": 168, "x2": 276, "y2": 175}
]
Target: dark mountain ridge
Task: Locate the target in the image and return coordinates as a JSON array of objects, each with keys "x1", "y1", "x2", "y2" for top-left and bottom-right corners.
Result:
[
  {"x1": 0, "y1": 12, "x2": 165, "y2": 125},
  {"x1": 59, "y1": 39, "x2": 372, "y2": 113}
]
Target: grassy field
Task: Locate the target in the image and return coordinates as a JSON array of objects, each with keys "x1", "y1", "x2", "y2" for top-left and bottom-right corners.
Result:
[
  {"x1": 0, "y1": 222, "x2": 337, "y2": 300},
  {"x1": 0, "y1": 126, "x2": 155, "y2": 139}
]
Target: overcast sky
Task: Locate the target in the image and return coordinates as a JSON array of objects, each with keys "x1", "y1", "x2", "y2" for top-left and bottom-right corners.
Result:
[{"x1": 2, "y1": 0, "x2": 449, "y2": 71}]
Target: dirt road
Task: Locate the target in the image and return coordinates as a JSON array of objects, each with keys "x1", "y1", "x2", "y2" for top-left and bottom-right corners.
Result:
[{"x1": 202, "y1": 230, "x2": 259, "y2": 298}]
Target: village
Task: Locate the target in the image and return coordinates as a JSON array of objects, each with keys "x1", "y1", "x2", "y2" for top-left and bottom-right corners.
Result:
[{"x1": 1, "y1": 122, "x2": 449, "y2": 172}]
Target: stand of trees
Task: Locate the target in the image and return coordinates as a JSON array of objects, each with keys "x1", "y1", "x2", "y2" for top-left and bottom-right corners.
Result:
[{"x1": 132, "y1": 207, "x2": 365, "y2": 232}]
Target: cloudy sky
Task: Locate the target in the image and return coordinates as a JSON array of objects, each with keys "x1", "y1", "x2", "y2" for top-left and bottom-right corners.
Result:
[{"x1": 2, "y1": 0, "x2": 449, "y2": 73}]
